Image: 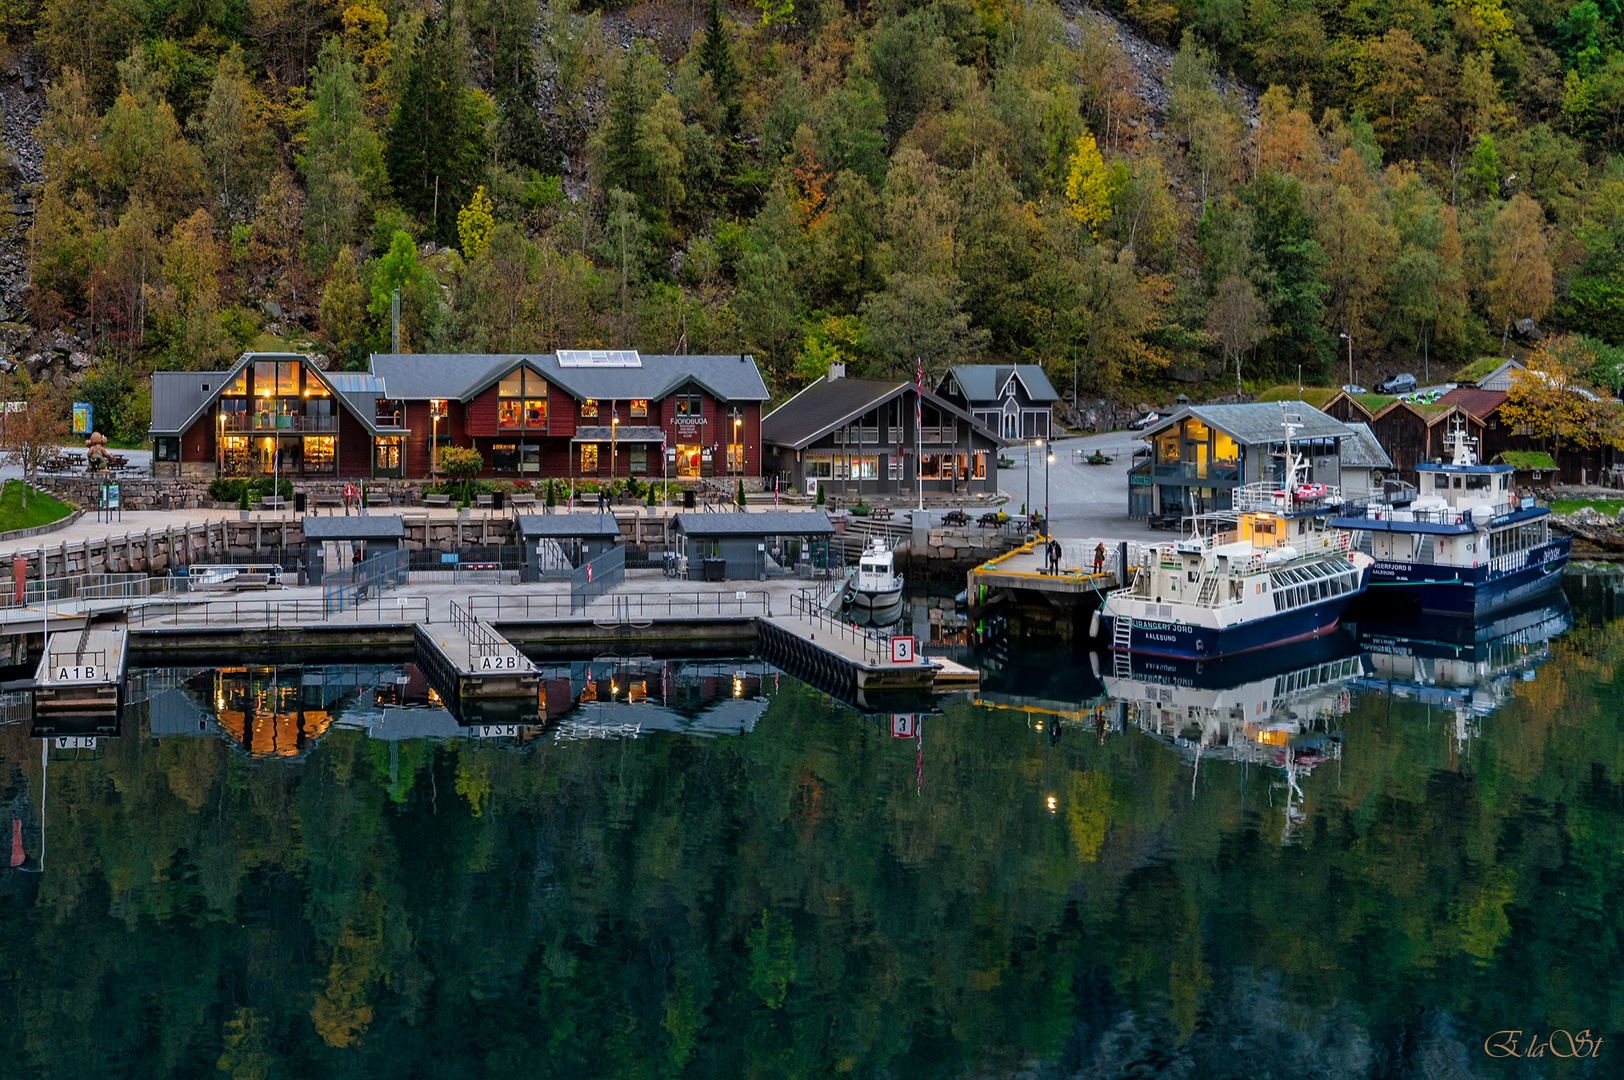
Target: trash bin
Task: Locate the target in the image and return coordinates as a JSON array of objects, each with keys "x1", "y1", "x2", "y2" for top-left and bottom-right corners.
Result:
[
  {"x1": 683, "y1": 489, "x2": 696, "y2": 509},
  {"x1": 294, "y1": 492, "x2": 307, "y2": 513},
  {"x1": 702, "y1": 557, "x2": 726, "y2": 582},
  {"x1": 492, "y1": 489, "x2": 505, "y2": 511}
]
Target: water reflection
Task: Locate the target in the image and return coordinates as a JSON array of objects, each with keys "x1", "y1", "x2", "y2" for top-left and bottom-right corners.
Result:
[{"x1": 0, "y1": 575, "x2": 1617, "y2": 1077}]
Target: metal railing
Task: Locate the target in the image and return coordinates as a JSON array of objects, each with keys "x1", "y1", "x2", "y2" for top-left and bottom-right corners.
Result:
[
  {"x1": 221, "y1": 413, "x2": 338, "y2": 432},
  {"x1": 469, "y1": 589, "x2": 771, "y2": 622},
  {"x1": 446, "y1": 600, "x2": 517, "y2": 664},
  {"x1": 1152, "y1": 461, "x2": 1241, "y2": 482},
  {"x1": 322, "y1": 548, "x2": 410, "y2": 615},
  {"x1": 787, "y1": 589, "x2": 893, "y2": 665},
  {"x1": 1, "y1": 572, "x2": 192, "y2": 609},
  {"x1": 570, "y1": 543, "x2": 626, "y2": 613},
  {"x1": 1236, "y1": 482, "x2": 1344, "y2": 511},
  {"x1": 131, "y1": 595, "x2": 430, "y2": 627}
]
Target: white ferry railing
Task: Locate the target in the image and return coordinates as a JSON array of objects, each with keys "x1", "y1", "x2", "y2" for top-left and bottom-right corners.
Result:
[{"x1": 1235, "y1": 482, "x2": 1343, "y2": 512}]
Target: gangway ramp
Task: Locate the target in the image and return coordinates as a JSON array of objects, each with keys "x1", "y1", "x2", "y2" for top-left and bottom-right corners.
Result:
[
  {"x1": 413, "y1": 601, "x2": 540, "y2": 718},
  {"x1": 31, "y1": 626, "x2": 129, "y2": 728}
]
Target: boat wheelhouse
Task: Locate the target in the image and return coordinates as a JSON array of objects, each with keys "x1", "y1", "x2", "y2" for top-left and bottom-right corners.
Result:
[
  {"x1": 1329, "y1": 420, "x2": 1570, "y2": 615},
  {"x1": 1100, "y1": 411, "x2": 1374, "y2": 661},
  {"x1": 848, "y1": 538, "x2": 904, "y2": 611}
]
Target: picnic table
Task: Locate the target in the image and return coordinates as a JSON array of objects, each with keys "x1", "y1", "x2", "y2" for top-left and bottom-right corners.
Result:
[
  {"x1": 870, "y1": 507, "x2": 894, "y2": 521},
  {"x1": 942, "y1": 509, "x2": 971, "y2": 527},
  {"x1": 977, "y1": 511, "x2": 1004, "y2": 528}
]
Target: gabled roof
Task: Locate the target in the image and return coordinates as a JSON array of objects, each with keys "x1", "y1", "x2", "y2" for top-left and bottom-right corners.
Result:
[
  {"x1": 1373, "y1": 400, "x2": 1471, "y2": 425},
  {"x1": 150, "y1": 353, "x2": 405, "y2": 436},
  {"x1": 1339, "y1": 423, "x2": 1393, "y2": 469},
  {"x1": 151, "y1": 371, "x2": 230, "y2": 433},
  {"x1": 517, "y1": 514, "x2": 623, "y2": 539},
  {"x1": 368, "y1": 353, "x2": 771, "y2": 404},
  {"x1": 762, "y1": 376, "x2": 1006, "y2": 450},
  {"x1": 671, "y1": 511, "x2": 835, "y2": 537},
  {"x1": 943, "y1": 364, "x2": 1060, "y2": 404},
  {"x1": 1438, "y1": 387, "x2": 1508, "y2": 419},
  {"x1": 301, "y1": 515, "x2": 406, "y2": 539},
  {"x1": 1142, "y1": 401, "x2": 1352, "y2": 444}
]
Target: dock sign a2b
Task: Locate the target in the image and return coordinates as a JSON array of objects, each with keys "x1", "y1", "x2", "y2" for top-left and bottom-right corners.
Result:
[
  {"x1": 478, "y1": 653, "x2": 525, "y2": 671},
  {"x1": 890, "y1": 636, "x2": 915, "y2": 664}
]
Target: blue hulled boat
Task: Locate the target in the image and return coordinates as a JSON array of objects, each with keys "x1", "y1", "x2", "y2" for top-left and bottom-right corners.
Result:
[{"x1": 1330, "y1": 421, "x2": 1569, "y2": 616}]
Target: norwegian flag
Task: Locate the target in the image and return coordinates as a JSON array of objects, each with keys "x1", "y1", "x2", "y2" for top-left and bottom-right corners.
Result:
[{"x1": 915, "y1": 358, "x2": 923, "y2": 430}]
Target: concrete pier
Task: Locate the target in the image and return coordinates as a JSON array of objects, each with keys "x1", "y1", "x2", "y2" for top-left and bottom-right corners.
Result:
[
  {"x1": 965, "y1": 539, "x2": 1135, "y2": 640},
  {"x1": 413, "y1": 603, "x2": 541, "y2": 717},
  {"x1": 31, "y1": 627, "x2": 129, "y2": 733}
]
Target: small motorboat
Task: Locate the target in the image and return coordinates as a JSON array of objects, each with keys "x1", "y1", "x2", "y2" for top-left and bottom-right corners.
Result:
[{"x1": 846, "y1": 538, "x2": 904, "y2": 610}]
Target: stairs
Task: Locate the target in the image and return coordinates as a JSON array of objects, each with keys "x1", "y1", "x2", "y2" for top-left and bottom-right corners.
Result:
[
  {"x1": 1197, "y1": 574, "x2": 1219, "y2": 605},
  {"x1": 1110, "y1": 606, "x2": 1132, "y2": 679}
]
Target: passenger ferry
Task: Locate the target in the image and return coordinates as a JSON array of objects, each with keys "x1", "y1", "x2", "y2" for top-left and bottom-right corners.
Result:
[
  {"x1": 1329, "y1": 421, "x2": 1570, "y2": 615},
  {"x1": 1099, "y1": 413, "x2": 1374, "y2": 660}
]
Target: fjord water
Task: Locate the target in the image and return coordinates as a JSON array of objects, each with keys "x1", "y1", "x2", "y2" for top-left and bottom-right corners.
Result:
[{"x1": 2, "y1": 578, "x2": 1621, "y2": 1078}]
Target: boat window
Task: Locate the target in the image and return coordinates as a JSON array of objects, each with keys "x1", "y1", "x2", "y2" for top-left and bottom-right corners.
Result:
[
  {"x1": 1453, "y1": 476, "x2": 1463, "y2": 488},
  {"x1": 1435, "y1": 474, "x2": 1449, "y2": 488}
]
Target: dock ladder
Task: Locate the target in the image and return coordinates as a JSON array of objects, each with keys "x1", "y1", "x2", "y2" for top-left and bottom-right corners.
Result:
[{"x1": 1110, "y1": 608, "x2": 1132, "y2": 678}]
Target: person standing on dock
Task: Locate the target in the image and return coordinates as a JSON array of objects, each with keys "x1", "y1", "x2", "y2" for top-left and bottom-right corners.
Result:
[{"x1": 1093, "y1": 542, "x2": 1105, "y2": 576}]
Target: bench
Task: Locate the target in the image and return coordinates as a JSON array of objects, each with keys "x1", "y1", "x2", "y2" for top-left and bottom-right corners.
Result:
[
  {"x1": 510, "y1": 493, "x2": 537, "y2": 509},
  {"x1": 366, "y1": 492, "x2": 392, "y2": 506},
  {"x1": 475, "y1": 494, "x2": 493, "y2": 509},
  {"x1": 422, "y1": 493, "x2": 452, "y2": 508},
  {"x1": 260, "y1": 495, "x2": 287, "y2": 510}
]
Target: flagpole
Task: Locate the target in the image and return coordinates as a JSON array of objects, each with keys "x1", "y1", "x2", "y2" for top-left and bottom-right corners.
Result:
[{"x1": 915, "y1": 358, "x2": 924, "y2": 513}]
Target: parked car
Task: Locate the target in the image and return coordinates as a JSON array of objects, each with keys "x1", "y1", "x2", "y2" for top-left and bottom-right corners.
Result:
[
  {"x1": 1339, "y1": 383, "x2": 1367, "y2": 395},
  {"x1": 1128, "y1": 412, "x2": 1161, "y2": 430},
  {"x1": 1377, "y1": 372, "x2": 1418, "y2": 394}
]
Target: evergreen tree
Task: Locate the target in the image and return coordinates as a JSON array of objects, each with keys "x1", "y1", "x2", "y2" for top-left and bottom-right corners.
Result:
[
  {"x1": 300, "y1": 39, "x2": 383, "y2": 270},
  {"x1": 698, "y1": 0, "x2": 741, "y2": 136},
  {"x1": 385, "y1": 19, "x2": 492, "y2": 244}
]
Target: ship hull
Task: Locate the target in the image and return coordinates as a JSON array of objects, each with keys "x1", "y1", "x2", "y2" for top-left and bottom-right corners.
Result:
[
  {"x1": 1102, "y1": 593, "x2": 1357, "y2": 660},
  {"x1": 1358, "y1": 537, "x2": 1569, "y2": 616}
]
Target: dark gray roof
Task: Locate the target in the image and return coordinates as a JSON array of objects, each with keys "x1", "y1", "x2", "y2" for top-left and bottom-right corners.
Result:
[
  {"x1": 945, "y1": 365, "x2": 1060, "y2": 403},
  {"x1": 146, "y1": 687, "x2": 219, "y2": 737},
  {"x1": 762, "y1": 377, "x2": 1004, "y2": 450},
  {"x1": 301, "y1": 515, "x2": 407, "y2": 539},
  {"x1": 151, "y1": 371, "x2": 230, "y2": 434},
  {"x1": 672, "y1": 511, "x2": 835, "y2": 537},
  {"x1": 370, "y1": 707, "x2": 465, "y2": 741},
  {"x1": 1143, "y1": 402, "x2": 1352, "y2": 444},
  {"x1": 369, "y1": 353, "x2": 770, "y2": 403},
  {"x1": 517, "y1": 514, "x2": 624, "y2": 538},
  {"x1": 1339, "y1": 422, "x2": 1393, "y2": 469}
]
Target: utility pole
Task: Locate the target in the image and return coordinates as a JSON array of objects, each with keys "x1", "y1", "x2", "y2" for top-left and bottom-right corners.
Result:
[{"x1": 391, "y1": 289, "x2": 401, "y2": 354}]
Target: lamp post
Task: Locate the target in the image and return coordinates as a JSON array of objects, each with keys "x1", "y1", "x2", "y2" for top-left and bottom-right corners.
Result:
[
  {"x1": 611, "y1": 410, "x2": 619, "y2": 485},
  {"x1": 1045, "y1": 447, "x2": 1053, "y2": 528},
  {"x1": 1339, "y1": 332, "x2": 1353, "y2": 387},
  {"x1": 1031, "y1": 438, "x2": 1043, "y2": 520},
  {"x1": 430, "y1": 399, "x2": 443, "y2": 477}
]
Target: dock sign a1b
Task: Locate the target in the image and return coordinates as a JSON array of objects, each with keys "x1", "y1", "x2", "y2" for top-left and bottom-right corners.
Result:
[
  {"x1": 54, "y1": 664, "x2": 100, "y2": 682},
  {"x1": 890, "y1": 636, "x2": 915, "y2": 664}
]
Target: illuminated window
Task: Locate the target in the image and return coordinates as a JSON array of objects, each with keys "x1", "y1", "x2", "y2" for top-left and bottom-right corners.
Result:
[
  {"x1": 492, "y1": 443, "x2": 518, "y2": 472},
  {"x1": 498, "y1": 400, "x2": 523, "y2": 428},
  {"x1": 374, "y1": 436, "x2": 403, "y2": 472},
  {"x1": 581, "y1": 399, "x2": 598, "y2": 419},
  {"x1": 524, "y1": 399, "x2": 547, "y2": 426},
  {"x1": 630, "y1": 399, "x2": 648, "y2": 418},
  {"x1": 224, "y1": 369, "x2": 248, "y2": 395},
  {"x1": 499, "y1": 369, "x2": 543, "y2": 428},
  {"x1": 304, "y1": 436, "x2": 335, "y2": 474},
  {"x1": 580, "y1": 443, "x2": 599, "y2": 472},
  {"x1": 674, "y1": 393, "x2": 702, "y2": 418},
  {"x1": 727, "y1": 442, "x2": 744, "y2": 473}
]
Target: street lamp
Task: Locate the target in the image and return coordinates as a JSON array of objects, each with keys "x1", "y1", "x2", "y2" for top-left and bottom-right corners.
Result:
[
  {"x1": 430, "y1": 399, "x2": 444, "y2": 476},
  {"x1": 1029, "y1": 438, "x2": 1042, "y2": 519},
  {"x1": 1339, "y1": 332, "x2": 1353, "y2": 387},
  {"x1": 1045, "y1": 448, "x2": 1053, "y2": 528},
  {"x1": 611, "y1": 410, "x2": 619, "y2": 483}
]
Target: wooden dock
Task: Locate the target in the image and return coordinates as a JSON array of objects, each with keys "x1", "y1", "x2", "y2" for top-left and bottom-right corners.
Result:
[
  {"x1": 31, "y1": 626, "x2": 129, "y2": 733},
  {"x1": 413, "y1": 602, "x2": 541, "y2": 720},
  {"x1": 965, "y1": 539, "x2": 1137, "y2": 640}
]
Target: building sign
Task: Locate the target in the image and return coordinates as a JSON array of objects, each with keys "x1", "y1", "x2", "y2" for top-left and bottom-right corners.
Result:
[
  {"x1": 890, "y1": 636, "x2": 916, "y2": 663},
  {"x1": 1130, "y1": 473, "x2": 1152, "y2": 486},
  {"x1": 72, "y1": 402, "x2": 92, "y2": 434},
  {"x1": 475, "y1": 725, "x2": 518, "y2": 738},
  {"x1": 55, "y1": 736, "x2": 97, "y2": 749}
]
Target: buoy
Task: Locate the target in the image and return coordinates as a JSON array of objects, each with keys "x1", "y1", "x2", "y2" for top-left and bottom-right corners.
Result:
[
  {"x1": 1089, "y1": 651, "x2": 1100, "y2": 679},
  {"x1": 1088, "y1": 610, "x2": 1101, "y2": 638}
]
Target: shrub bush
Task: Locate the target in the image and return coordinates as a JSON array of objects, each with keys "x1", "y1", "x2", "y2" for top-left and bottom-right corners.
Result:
[{"x1": 208, "y1": 477, "x2": 293, "y2": 503}]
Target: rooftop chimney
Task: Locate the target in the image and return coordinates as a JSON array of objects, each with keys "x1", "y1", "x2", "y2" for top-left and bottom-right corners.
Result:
[{"x1": 828, "y1": 362, "x2": 845, "y2": 381}]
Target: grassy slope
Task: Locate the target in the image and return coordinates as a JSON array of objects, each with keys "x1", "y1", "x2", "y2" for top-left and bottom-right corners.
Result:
[{"x1": 0, "y1": 481, "x2": 74, "y2": 532}]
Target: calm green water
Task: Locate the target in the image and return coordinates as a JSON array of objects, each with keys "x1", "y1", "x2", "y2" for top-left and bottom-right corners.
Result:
[{"x1": 1, "y1": 576, "x2": 1621, "y2": 1078}]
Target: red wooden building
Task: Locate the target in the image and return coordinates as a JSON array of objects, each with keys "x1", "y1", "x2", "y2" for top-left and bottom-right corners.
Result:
[{"x1": 151, "y1": 350, "x2": 771, "y2": 482}]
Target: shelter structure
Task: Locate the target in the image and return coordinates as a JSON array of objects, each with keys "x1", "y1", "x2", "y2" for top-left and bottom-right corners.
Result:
[
  {"x1": 516, "y1": 513, "x2": 623, "y2": 580},
  {"x1": 300, "y1": 515, "x2": 405, "y2": 584},
  {"x1": 670, "y1": 511, "x2": 835, "y2": 581}
]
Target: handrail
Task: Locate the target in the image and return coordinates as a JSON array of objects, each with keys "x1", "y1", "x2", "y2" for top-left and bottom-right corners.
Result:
[
  {"x1": 132, "y1": 595, "x2": 430, "y2": 628},
  {"x1": 467, "y1": 590, "x2": 772, "y2": 621},
  {"x1": 447, "y1": 600, "x2": 512, "y2": 660}
]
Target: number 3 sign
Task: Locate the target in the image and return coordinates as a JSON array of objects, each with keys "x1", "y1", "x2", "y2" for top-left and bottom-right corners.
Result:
[{"x1": 890, "y1": 636, "x2": 915, "y2": 663}]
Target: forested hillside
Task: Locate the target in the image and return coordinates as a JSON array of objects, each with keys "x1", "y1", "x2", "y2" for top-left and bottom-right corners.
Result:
[{"x1": 10, "y1": 0, "x2": 1624, "y2": 434}]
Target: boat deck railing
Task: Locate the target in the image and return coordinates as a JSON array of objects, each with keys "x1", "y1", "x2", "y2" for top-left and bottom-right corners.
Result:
[
  {"x1": 1235, "y1": 482, "x2": 1343, "y2": 512},
  {"x1": 1334, "y1": 497, "x2": 1535, "y2": 527}
]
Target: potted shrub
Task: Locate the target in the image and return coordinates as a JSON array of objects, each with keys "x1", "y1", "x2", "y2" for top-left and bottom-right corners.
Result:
[
  {"x1": 545, "y1": 478, "x2": 557, "y2": 512},
  {"x1": 239, "y1": 487, "x2": 251, "y2": 521},
  {"x1": 850, "y1": 499, "x2": 871, "y2": 517},
  {"x1": 815, "y1": 481, "x2": 825, "y2": 506},
  {"x1": 735, "y1": 478, "x2": 746, "y2": 507}
]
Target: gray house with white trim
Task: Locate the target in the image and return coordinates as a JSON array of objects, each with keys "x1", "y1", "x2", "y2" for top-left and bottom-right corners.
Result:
[{"x1": 934, "y1": 365, "x2": 1061, "y2": 440}]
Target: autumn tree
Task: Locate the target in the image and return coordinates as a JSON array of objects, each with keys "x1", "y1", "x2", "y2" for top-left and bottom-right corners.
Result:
[
  {"x1": 193, "y1": 47, "x2": 273, "y2": 219},
  {"x1": 319, "y1": 247, "x2": 367, "y2": 360},
  {"x1": 301, "y1": 38, "x2": 384, "y2": 269},
  {"x1": 0, "y1": 369, "x2": 68, "y2": 507},
  {"x1": 1486, "y1": 193, "x2": 1554, "y2": 351},
  {"x1": 1498, "y1": 336, "x2": 1624, "y2": 466},
  {"x1": 1207, "y1": 275, "x2": 1268, "y2": 393}
]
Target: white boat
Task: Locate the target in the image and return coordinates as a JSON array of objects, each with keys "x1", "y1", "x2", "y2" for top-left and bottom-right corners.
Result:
[
  {"x1": 847, "y1": 538, "x2": 904, "y2": 610},
  {"x1": 1098, "y1": 409, "x2": 1374, "y2": 660}
]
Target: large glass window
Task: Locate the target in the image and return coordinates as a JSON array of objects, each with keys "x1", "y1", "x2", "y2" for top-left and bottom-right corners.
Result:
[
  {"x1": 222, "y1": 436, "x2": 251, "y2": 475},
  {"x1": 521, "y1": 444, "x2": 541, "y2": 473},
  {"x1": 220, "y1": 399, "x2": 247, "y2": 430},
  {"x1": 630, "y1": 446, "x2": 648, "y2": 474},
  {"x1": 675, "y1": 393, "x2": 703, "y2": 418},
  {"x1": 304, "y1": 436, "x2": 335, "y2": 474},
  {"x1": 580, "y1": 444, "x2": 599, "y2": 473},
  {"x1": 277, "y1": 362, "x2": 299, "y2": 395},
  {"x1": 676, "y1": 444, "x2": 700, "y2": 477},
  {"x1": 306, "y1": 397, "x2": 333, "y2": 430},
  {"x1": 224, "y1": 369, "x2": 248, "y2": 396},
  {"x1": 154, "y1": 437, "x2": 179, "y2": 461},
  {"x1": 499, "y1": 369, "x2": 544, "y2": 428},
  {"x1": 581, "y1": 399, "x2": 598, "y2": 419},
  {"x1": 253, "y1": 360, "x2": 274, "y2": 394},
  {"x1": 375, "y1": 437, "x2": 403, "y2": 472},
  {"x1": 630, "y1": 399, "x2": 648, "y2": 418},
  {"x1": 492, "y1": 444, "x2": 519, "y2": 472},
  {"x1": 727, "y1": 442, "x2": 744, "y2": 473}
]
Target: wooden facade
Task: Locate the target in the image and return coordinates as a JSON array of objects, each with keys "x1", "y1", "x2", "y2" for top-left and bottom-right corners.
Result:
[{"x1": 1368, "y1": 403, "x2": 1485, "y2": 482}]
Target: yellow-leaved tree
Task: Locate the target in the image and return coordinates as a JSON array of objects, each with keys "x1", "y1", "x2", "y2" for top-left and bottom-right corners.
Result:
[
  {"x1": 457, "y1": 185, "x2": 495, "y2": 260},
  {"x1": 1064, "y1": 133, "x2": 1115, "y2": 237}
]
